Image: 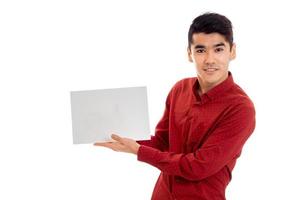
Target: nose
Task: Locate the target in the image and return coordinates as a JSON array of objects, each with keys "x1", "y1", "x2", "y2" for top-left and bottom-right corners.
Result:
[{"x1": 204, "y1": 52, "x2": 215, "y2": 64}]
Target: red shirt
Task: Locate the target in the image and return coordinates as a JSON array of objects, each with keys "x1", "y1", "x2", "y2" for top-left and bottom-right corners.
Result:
[{"x1": 137, "y1": 72, "x2": 256, "y2": 200}]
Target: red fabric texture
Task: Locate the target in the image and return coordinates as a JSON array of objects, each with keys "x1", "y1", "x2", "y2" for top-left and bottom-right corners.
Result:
[{"x1": 137, "y1": 72, "x2": 256, "y2": 200}]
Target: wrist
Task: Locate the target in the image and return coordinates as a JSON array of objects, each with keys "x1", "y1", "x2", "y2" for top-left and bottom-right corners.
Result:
[{"x1": 133, "y1": 144, "x2": 141, "y2": 155}]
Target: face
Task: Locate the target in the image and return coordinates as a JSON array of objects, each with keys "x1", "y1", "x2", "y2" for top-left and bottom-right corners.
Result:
[{"x1": 188, "y1": 33, "x2": 236, "y2": 91}]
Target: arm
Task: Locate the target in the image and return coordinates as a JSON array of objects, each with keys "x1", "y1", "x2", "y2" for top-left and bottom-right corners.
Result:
[{"x1": 137, "y1": 104, "x2": 256, "y2": 181}]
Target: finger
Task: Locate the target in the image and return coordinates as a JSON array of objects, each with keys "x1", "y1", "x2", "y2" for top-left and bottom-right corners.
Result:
[
  {"x1": 94, "y1": 142, "x2": 114, "y2": 147},
  {"x1": 111, "y1": 134, "x2": 123, "y2": 143},
  {"x1": 95, "y1": 142, "x2": 126, "y2": 152},
  {"x1": 94, "y1": 142, "x2": 120, "y2": 151}
]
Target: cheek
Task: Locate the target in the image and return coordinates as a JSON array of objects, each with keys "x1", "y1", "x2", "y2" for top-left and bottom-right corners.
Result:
[
  {"x1": 194, "y1": 61, "x2": 204, "y2": 70},
  {"x1": 216, "y1": 55, "x2": 231, "y2": 65},
  {"x1": 193, "y1": 56, "x2": 204, "y2": 65}
]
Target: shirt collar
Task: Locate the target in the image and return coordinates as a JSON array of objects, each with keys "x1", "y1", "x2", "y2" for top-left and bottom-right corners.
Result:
[{"x1": 192, "y1": 71, "x2": 235, "y2": 103}]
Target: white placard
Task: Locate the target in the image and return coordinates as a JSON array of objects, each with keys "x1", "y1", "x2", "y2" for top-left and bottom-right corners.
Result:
[{"x1": 70, "y1": 86, "x2": 150, "y2": 144}]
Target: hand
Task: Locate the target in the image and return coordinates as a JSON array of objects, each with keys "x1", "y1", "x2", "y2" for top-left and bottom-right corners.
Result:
[{"x1": 94, "y1": 134, "x2": 140, "y2": 155}]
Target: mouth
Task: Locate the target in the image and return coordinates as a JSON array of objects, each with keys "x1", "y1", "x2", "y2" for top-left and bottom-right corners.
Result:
[{"x1": 203, "y1": 68, "x2": 218, "y2": 72}]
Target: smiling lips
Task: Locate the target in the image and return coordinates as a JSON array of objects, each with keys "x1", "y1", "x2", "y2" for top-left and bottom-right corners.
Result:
[{"x1": 204, "y1": 68, "x2": 218, "y2": 72}]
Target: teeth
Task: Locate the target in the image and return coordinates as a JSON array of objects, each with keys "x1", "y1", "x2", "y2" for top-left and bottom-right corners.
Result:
[{"x1": 205, "y1": 68, "x2": 217, "y2": 72}]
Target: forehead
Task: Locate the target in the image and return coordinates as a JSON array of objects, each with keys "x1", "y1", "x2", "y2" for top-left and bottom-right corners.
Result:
[{"x1": 191, "y1": 33, "x2": 229, "y2": 48}]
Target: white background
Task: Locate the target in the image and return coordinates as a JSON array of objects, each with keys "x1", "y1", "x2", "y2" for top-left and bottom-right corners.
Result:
[{"x1": 1, "y1": 0, "x2": 300, "y2": 199}]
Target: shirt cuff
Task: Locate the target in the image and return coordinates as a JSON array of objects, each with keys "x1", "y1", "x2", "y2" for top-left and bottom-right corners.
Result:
[
  {"x1": 136, "y1": 139, "x2": 151, "y2": 146},
  {"x1": 137, "y1": 145, "x2": 159, "y2": 165}
]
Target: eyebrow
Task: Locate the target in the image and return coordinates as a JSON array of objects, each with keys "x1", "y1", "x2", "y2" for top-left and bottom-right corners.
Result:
[{"x1": 194, "y1": 42, "x2": 226, "y2": 49}]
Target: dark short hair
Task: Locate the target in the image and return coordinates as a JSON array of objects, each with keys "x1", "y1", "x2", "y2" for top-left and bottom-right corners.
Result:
[{"x1": 188, "y1": 13, "x2": 233, "y2": 49}]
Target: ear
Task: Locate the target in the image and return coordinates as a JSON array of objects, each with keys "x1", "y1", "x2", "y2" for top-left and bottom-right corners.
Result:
[
  {"x1": 187, "y1": 47, "x2": 193, "y2": 62},
  {"x1": 230, "y1": 43, "x2": 236, "y2": 60}
]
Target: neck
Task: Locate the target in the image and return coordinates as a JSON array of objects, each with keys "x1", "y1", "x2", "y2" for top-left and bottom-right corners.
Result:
[
  {"x1": 197, "y1": 82, "x2": 213, "y2": 95},
  {"x1": 197, "y1": 74, "x2": 228, "y2": 95}
]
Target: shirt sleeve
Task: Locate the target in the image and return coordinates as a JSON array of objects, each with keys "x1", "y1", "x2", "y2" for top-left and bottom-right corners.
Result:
[
  {"x1": 137, "y1": 103, "x2": 256, "y2": 181},
  {"x1": 136, "y1": 90, "x2": 172, "y2": 151}
]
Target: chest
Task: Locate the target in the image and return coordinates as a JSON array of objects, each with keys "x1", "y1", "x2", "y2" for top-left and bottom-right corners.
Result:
[{"x1": 168, "y1": 99, "x2": 230, "y2": 153}]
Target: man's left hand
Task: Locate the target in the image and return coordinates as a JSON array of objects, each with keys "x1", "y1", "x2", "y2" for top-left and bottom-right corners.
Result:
[{"x1": 94, "y1": 134, "x2": 140, "y2": 155}]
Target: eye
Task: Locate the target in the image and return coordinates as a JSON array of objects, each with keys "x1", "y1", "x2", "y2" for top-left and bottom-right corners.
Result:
[
  {"x1": 215, "y1": 47, "x2": 224, "y2": 53},
  {"x1": 196, "y1": 49, "x2": 205, "y2": 53}
]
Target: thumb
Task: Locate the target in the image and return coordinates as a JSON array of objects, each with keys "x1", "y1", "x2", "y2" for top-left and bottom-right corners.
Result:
[{"x1": 111, "y1": 134, "x2": 123, "y2": 143}]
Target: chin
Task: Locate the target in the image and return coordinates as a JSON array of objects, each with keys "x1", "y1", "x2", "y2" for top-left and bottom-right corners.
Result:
[
  {"x1": 202, "y1": 73, "x2": 221, "y2": 83},
  {"x1": 205, "y1": 78, "x2": 219, "y2": 85}
]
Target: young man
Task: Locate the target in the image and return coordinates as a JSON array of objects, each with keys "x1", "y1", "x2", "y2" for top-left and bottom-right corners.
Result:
[{"x1": 95, "y1": 13, "x2": 256, "y2": 200}]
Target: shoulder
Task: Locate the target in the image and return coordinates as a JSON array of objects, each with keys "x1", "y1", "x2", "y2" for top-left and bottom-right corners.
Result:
[
  {"x1": 228, "y1": 83, "x2": 254, "y2": 106},
  {"x1": 170, "y1": 77, "x2": 197, "y2": 93},
  {"x1": 224, "y1": 83, "x2": 256, "y2": 118}
]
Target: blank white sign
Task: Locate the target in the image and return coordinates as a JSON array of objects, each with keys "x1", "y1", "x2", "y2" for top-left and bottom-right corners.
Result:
[{"x1": 70, "y1": 86, "x2": 150, "y2": 144}]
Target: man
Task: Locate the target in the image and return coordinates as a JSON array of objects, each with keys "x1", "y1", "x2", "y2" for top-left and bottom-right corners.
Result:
[{"x1": 95, "y1": 12, "x2": 256, "y2": 200}]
